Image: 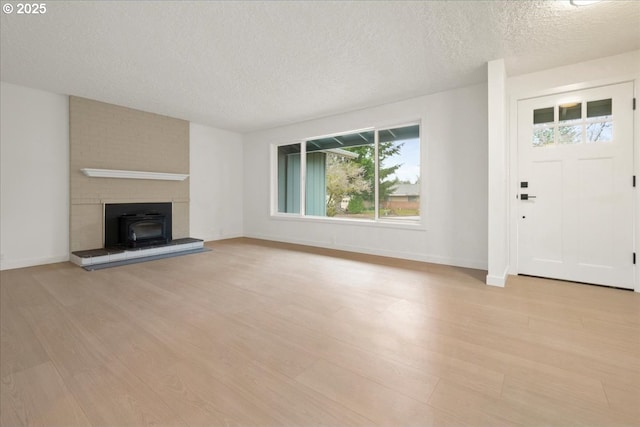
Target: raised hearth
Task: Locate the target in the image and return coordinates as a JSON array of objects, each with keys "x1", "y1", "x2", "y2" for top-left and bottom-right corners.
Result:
[{"x1": 70, "y1": 238, "x2": 204, "y2": 267}]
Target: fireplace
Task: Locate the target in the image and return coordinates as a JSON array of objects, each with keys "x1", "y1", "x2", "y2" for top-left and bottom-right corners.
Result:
[
  {"x1": 119, "y1": 212, "x2": 167, "y2": 248},
  {"x1": 104, "y1": 202, "x2": 172, "y2": 249}
]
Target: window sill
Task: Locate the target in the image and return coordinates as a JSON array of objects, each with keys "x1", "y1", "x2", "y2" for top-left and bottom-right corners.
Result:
[{"x1": 270, "y1": 213, "x2": 426, "y2": 231}]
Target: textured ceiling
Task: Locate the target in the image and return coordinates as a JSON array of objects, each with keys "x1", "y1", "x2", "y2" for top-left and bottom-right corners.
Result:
[{"x1": 1, "y1": 1, "x2": 639, "y2": 132}]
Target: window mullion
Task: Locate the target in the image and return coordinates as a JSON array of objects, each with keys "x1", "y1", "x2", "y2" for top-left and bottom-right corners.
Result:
[
  {"x1": 554, "y1": 105, "x2": 558, "y2": 145},
  {"x1": 374, "y1": 130, "x2": 379, "y2": 221},
  {"x1": 581, "y1": 101, "x2": 587, "y2": 144},
  {"x1": 300, "y1": 141, "x2": 306, "y2": 216}
]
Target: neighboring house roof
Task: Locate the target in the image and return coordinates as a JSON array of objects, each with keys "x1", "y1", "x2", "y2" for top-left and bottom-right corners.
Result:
[{"x1": 390, "y1": 183, "x2": 420, "y2": 197}]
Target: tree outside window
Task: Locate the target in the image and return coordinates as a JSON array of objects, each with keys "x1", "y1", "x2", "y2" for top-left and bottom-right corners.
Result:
[{"x1": 276, "y1": 124, "x2": 420, "y2": 222}]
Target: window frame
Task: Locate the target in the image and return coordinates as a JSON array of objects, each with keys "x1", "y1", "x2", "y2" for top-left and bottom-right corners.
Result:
[{"x1": 270, "y1": 121, "x2": 424, "y2": 230}]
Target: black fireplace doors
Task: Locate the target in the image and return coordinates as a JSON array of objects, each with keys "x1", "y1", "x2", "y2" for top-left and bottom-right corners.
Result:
[{"x1": 104, "y1": 202, "x2": 172, "y2": 249}]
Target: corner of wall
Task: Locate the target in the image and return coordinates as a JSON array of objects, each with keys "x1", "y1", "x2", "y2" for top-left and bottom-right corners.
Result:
[
  {"x1": 1, "y1": 82, "x2": 70, "y2": 269},
  {"x1": 189, "y1": 122, "x2": 245, "y2": 242},
  {"x1": 487, "y1": 59, "x2": 509, "y2": 287}
]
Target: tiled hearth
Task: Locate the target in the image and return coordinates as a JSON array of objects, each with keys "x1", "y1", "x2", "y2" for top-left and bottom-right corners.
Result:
[{"x1": 71, "y1": 237, "x2": 204, "y2": 267}]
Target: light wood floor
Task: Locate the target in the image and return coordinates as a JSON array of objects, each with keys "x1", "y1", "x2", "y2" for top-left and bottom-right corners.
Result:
[{"x1": 1, "y1": 238, "x2": 639, "y2": 426}]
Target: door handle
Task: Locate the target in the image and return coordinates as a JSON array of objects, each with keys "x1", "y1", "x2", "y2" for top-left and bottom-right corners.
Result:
[{"x1": 520, "y1": 194, "x2": 536, "y2": 200}]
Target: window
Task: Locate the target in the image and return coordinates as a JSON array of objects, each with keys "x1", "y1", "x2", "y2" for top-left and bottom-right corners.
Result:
[
  {"x1": 586, "y1": 99, "x2": 612, "y2": 143},
  {"x1": 277, "y1": 143, "x2": 301, "y2": 214},
  {"x1": 274, "y1": 123, "x2": 421, "y2": 223},
  {"x1": 532, "y1": 98, "x2": 613, "y2": 147}
]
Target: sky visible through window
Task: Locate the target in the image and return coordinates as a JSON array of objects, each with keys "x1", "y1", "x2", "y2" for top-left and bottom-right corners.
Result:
[{"x1": 386, "y1": 137, "x2": 420, "y2": 183}]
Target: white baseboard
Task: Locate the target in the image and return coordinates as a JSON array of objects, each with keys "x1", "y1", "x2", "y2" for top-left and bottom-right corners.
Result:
[
  {"x1": 0, "y1": 255, "x2": 70, "y2": 271},
  {"x1": 201, "y1": 232, "x2": 244, "y2": 242},
  {"x1": 486, "y1": 267, "x2": 509, "y2": 287},
  {"x1": 0, "y1": 233, "x2": 491, "y2": 275},
  {"x1": 244, "y1": 232, "x2": 488, "y2": 270}
]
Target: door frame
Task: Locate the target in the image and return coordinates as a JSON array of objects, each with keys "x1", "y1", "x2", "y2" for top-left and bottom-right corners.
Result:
[{"x1": 507, "y1": 75, "x2": 640, "y2": 292}]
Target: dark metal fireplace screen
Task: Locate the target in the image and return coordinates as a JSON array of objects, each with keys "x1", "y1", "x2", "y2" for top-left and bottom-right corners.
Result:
[
  {"x1": 104, "y1": 202, "x2": 172, "y2": 249},
  {"x1": 119, "y1": 213, "x2": 168, "y2": 248}
]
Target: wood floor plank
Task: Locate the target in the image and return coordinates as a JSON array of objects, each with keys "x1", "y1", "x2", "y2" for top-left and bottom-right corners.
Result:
[
  {"x1": 580, "y1": 316, "x2": 640, "y2": 347},
  {"x1": 528, "y1": 316, "x2": 640, "y2": 362},
  {"x1": 379, "y1": 296, "x2": 532, "y2": 336},
  {"x1": 141, "y1": 361, "x2": 283, "y2": 426},
  {"x1": 89, "y1": 275, "x2": 321, "y2": 379},
  {"x1": 342, "y1": 285, "x2": 640, "y2": 389},
  {"x1": 15, "y1": 281, "x2": 186, "y2": 426},
  {"x1": 428, "y1": 380, "x2": 527, "y2": 427},
  {"x1": 218, "y1": 357, "x2": 376, "y2": 426},
  {"x1": 83, "y1": 275, "x2": 373, "y2": 426},
  {"x1": 0, "y1": 284, "x2": 50, "y2": 378},
  {"x1": 1, "y1": 237, "x2": 639, "y2": 427},
  {"x1": 507, "y1": 275, "x2": 640, "y2": 324},
  {"x1": 1, "y1": 362, "x2": 91, "y2": 427},
  {"x1": 232, "y1": 306, "x2": 441, "y2": 405},
  {"x1": 262, "y1": 301, "x2": 506, "y2": 398},
  {"x1": 129, "y1": 262, "x2": 273, "y2": 315},
  {"x1": 502, "y1": 363, "x2": 610, "y2": 409},
  {"x1": 69, "y1": 361, "x2": 189, "y2": 427},
  {"x1": 295, "y1": 358, "x2": 462, "y2": 426},
  {"x1": 64, "y1": 297, "x2": 179, "y2": 377},
  {"x1": 125, "y1": 306, "x2": 374, "y2": 426},
  {"x1": 501, "y1": 373, "x2": 635, "y2": 426},
  {"x1": 602, "y1": 380, "x2": 640, "y2": 422},
  {"x1": 60, "y1": 293, "x2": 281, "y2": 425},
  {"x1": 32, "y1": 264, "x2": 102, "y2": 308}
]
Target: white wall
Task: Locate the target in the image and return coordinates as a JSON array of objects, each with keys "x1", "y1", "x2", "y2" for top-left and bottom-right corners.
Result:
[
  {"x1": 0, "y1": 82, "x2": 70, "y2": 270},
  {"x1": 508, "y1": 51, "x2": 640, "y2": 98},
  {"x1": 190, "y1": 122, "x2": 244, "y2": 241},
  {"x1": 243, "y1": 83, "x2": 489, "y2": 269},
  {"x1": 0, "y1": 83, "x2": 245, "y2": 270},
  {"x1": 506, "y1": 50, "x2": 640, "y2": 292}
]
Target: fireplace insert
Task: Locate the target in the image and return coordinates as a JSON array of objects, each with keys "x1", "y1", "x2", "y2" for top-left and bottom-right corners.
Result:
[
  {"x1": 104, "y1": 202, "x2": 172, "y2": 249},
  {"x1": 119, "y1": 213, "x2": 168, "y2": 248}
]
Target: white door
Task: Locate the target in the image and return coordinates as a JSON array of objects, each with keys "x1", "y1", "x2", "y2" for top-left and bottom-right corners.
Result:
[{"x1": 517, "y1": 82, "x2": 635, "y2": 289}]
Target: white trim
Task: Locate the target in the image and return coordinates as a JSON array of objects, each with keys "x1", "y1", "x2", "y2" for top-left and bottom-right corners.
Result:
[
  {"x1": 510, "y1": 75, "x2": 639, "y2": 103},
  {"x1": 270, "y1": 144, "x2": 277, "y2": 215},
  {"x1": 486, "y1": 269, "x2": 508, "y2": 287},
  {"x1": 300, "y1": 141, "x2": 307, "y2": 216},
  {"x1": 0, "y1": 255, "x2": 70, "y2": 271},
  {"x1": 634, "y1": 79, "x2": 640, "y2": 293},
  {"x1": 374, "y1": 128, "x2": 380, "y2": 220},
  {"x1": 304, "y1": 126, "x2": 376, "y2": 144},
  {"x1": 325, "y1": 148, "x2": 358, "y2": 159},
  {"x1": 199, "y1": 232, "x2": 244, "y2": 242},
  {"x1": 80, "y1": 168, "x2": 189, "y2": 181},
  {"x1": 245, "y1": 232, "x2": 487, "y2": 270},
  {"x1": 570, "y1": 1, "x2": 604, "y2": 6},
  {"x1": 271, "y1": 211, "x2": 425, "y2": 231},
  {"x1": 487, "y1": 58, "x2": 509, "y2": 287}
]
